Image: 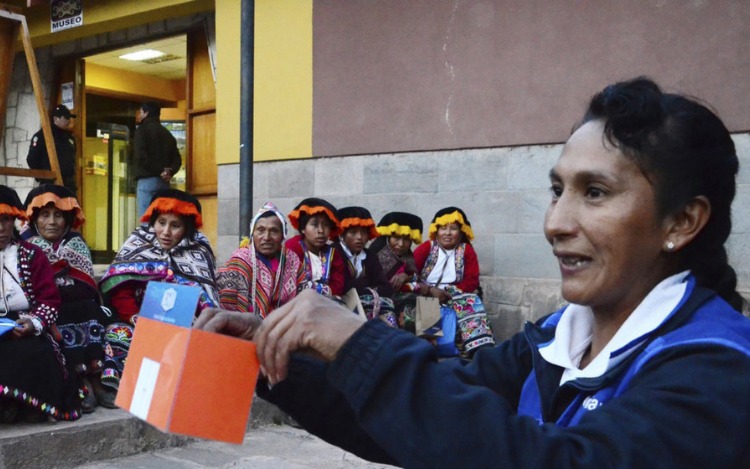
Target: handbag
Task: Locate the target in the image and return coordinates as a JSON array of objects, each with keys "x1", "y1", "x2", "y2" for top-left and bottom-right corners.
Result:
[{"x1": 435, "y1": 306, "x2": 458, "y2": 357}]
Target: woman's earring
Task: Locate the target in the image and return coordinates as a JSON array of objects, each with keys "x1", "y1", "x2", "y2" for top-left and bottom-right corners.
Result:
[{"x1": 665, "y1": 241, "x2": 675, "y2": 251}]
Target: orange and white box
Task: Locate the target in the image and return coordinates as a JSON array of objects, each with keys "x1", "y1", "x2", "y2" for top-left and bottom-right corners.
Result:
[{"x1": 115, "y1": 282, "x2": 259, "y2": 444}]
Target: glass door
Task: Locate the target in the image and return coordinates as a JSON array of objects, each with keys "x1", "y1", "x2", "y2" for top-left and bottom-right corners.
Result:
[{"x1": 81, "y1": 123, "x2": 132, "y2": 263}]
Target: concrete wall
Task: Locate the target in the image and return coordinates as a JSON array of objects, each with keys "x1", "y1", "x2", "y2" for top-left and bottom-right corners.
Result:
[
  {"x1": 218, "y1": 132, "x2": 750, "y2": 340},
  {"x1": 0, "y1": 12, "x2": 211, "y2": 202}
]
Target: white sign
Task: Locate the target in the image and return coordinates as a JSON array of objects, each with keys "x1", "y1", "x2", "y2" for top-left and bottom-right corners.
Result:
[
  {"x1": 51, "y1": 0, "x2": 83, "y2": 34},
  {"x1": 61, "y1": 82, "x2": 74, "y2": 110}
]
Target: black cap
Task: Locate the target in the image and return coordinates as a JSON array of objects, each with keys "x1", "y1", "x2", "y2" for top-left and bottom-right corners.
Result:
[{"x1": 52, "y1": 104, "x2": 76, "y2": 118}]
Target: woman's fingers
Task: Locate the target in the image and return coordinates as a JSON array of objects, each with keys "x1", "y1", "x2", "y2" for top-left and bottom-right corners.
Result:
[
  {"x1": 256, "y1": 290, "x2": 365, "y2": 385},
  {"x1": 194, "y1": 308, "x2": 261, "y2": 341}
]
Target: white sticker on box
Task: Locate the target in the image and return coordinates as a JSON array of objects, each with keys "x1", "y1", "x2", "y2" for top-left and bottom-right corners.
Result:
[{"x1": 130, "y1": 357, "x2": 161, "y2": 420}]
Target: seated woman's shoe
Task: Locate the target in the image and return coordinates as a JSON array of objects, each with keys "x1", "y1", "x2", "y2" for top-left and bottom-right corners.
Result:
[
  {"x1": 95, "y1": 389, "x2": 117, "y2": 409},
  {"x1": 0, "y1": 400, "x2": 20, "y2": 424},
  {"x1": 81, "y1": 391, "x2": 97, "y2": 413}
]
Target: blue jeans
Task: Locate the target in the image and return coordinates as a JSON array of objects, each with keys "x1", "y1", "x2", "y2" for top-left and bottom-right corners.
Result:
[{"x1": 136, "y1": 177, "x2": 170, "y2": 223}]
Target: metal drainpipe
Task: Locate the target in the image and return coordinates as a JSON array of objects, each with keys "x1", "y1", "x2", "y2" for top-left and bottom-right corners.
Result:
[{"x1": 239, "y1": 0, "x2": 255, "y2": 239}]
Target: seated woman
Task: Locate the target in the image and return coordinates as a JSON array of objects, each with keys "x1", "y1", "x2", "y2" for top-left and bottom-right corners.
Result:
[
  {"x1": 0, "y1": 185, "x2": 81, "y2": 423},
  {"x1": 198, "y1": 77, "x2": 750, "y2": 468},
  {"x1": 334, "y1": 206, "x2": 396, "y2": 326},
  {"x1": 369, "y1": 211, "x2": 423, "y2": 331},
  {"x1": 412, "y1": 207, "x2": 495, "y2": 357},
  {"x1": 21, "y1": 184, "x2": 111, "y2": 413},
  {"x1": 98, "y1": 189, "x2": 218, "y2": 402},
  {"x1": 217, "y1": 202, "x2": 305, "y2": 318},
  {"x1": 285, "y1": 198, "x2": 345, "y2": 298}
]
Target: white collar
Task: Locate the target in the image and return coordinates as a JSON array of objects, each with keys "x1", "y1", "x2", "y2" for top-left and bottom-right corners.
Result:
[{"x1": 539, "y1": 270, "x2": 691, "y2": 384}]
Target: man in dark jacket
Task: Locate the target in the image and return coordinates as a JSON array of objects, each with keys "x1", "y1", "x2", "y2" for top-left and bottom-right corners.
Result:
[
  {"x1": 26, "y1": 104, "x2": 78, "y2": 194},
  {"x1": 133, "y1": 101, "x2": 182, "y2": 219}
]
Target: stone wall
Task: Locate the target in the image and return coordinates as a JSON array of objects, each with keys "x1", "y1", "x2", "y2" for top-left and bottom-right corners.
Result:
[
  {"x1": 0, "y1": 12, "x2": 213, "y2": 203},
  {"x1": 218, "y1": 133, "x2": 750, "y2": 340}
]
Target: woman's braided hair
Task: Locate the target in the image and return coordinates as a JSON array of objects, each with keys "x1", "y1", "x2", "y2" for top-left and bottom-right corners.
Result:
[{"x1": 582, "y1": 77, "x2": 743, "y2": 310}]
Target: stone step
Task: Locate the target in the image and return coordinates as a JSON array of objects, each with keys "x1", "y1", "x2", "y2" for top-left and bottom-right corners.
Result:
[{"x1": 0, "y1": 397, "x2": 293, "y2": 469}]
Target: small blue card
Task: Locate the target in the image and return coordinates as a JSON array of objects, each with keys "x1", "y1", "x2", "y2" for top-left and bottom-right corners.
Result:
[
  {"x1": 0, "y1": 317, "x2": 20, "y2": 337},
  {"x1": 139, "y1": 282, "x2": 202, "y2": 328}
]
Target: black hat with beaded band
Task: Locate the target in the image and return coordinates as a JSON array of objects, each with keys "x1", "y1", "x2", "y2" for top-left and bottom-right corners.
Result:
[
  {"x1": 428, "y1": 206, "x2": 474, "y2": 242},
  {"x1": 338, "y1": 206, "x2": 379, "y2": 239},
  {"x1": 376, "y1": 211, "x2": 423, "y2": 244},
  {"x1": 0, "y1": 185, "x2": 28, "y2": 222},
  {"x1": 140, "y1": 189, "x2": 203, "y2": 228},
  {"x1": 288, "y1": 197, "x2": 341, "y2": 239},
  {"x1": 24, "y1": 184, "x2": 85, "y2": 230}
]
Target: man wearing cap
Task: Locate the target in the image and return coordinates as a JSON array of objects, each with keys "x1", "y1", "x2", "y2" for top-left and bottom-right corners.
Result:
[{"x1": 26, "y1": 104, "x2": 78, "y2": 194}]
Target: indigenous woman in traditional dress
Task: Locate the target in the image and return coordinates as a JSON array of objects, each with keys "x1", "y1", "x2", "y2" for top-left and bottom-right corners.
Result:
[
  {"x1": 413, "y1": 207, "x2": 495, "y2": 357},
  {"x1": 21, "y1": 184, "x2": 111, "y2": 413},
  {"x1": 369, "y1": 211, "x2": 423, "y2": 332},
  {"x1": 98, "y1": 189, "x2": 218, "y2": 402},
  {"x1": 334, "y1": 206, "x2": 396, "y2": 326},
  {"x1": 216, "y1": 202, "x2": 305, "y2": 318},
  {"x1": 0, "y1": 185, "x2": 81, "y2": 423},
  {"x1": 285, "y1": 198, "x2": 345, "y2": 298}
]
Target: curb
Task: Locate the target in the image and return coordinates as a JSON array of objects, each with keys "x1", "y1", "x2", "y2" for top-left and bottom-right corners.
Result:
[{"x1": 0, "y1": 397, "x2": 291, "y2": 469}]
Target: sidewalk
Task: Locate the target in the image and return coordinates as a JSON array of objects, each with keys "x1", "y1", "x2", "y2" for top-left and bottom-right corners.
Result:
[{"x1": 0, "y1": 397, "x2": 327, "y2": 469}]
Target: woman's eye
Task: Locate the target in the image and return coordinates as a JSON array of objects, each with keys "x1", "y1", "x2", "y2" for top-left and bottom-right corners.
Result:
[{"x1": 585, "y1": 186, "x2": 605, "y2": 198}]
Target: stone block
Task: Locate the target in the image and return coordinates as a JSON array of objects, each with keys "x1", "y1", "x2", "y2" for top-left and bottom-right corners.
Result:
[
  {"x1": 463, "y1": 190, "x2": 519, "y2": 235},
  {"x1": 267, "y1": 162, "x2": 314, "y2": 198},
  {"x1": 437, "y1": 148, "x2": 509, "y2": 192},
  {"x1": 217, "y1": 234, "x2": 240, "y2": 266},
  {"x1": 519, "y1": 189, "x2": 548, "y2": 234},
  {"x1": 217, "y1": 164, "x2": 240, "y2": 199},
  {"x1": 481, "y1": 276, "x2": 527, "y2": 306},
  {"x1": 107, "y1": 29, "x2": 129, "y2": 46},
  {"x1": 522, "y1": 278, "x2": 565, "y2": 320},
  {"x1": 217, "y1": 196, "x2": 239, "y2": 236},
  {"x1": 732, "y1": 185, "x2": 750, "y2": 233},
  {"x1": 314, "y1": 156, "x2": 363, "y2": 195},
  {"x1": 472, "y1": 236, "x2": 495, "y2": 276},
  {"x1": 16, "y1": 93, "x2": 40, "y2": 134},
  {"x1": 487, "y1": 303, "x2": 527, "y2": 341},
  {"x1": 494, "y1": 233, "x2": 557, "y2": 278},
  {"x1": 363, "y1": 153, "x2": 439, "y2": 194},
  {"x1": 735, "y1": 134, "x2": 750, "y2": 185},
  {"x1": 80, "y1": 34, "x2": 99, "y2": 53},
  {"x1": 728, "y1": 233, "x2": 750, "y2": 288},
  {"x1": 51, "y1": 40, "x2": 77, "y2": 57},
  {"x1": 506, "y1": 144, "x2": 561, "y2": 190},
  {"x1": 148, "y1": 20, "x2": 167, "y2": 35}
]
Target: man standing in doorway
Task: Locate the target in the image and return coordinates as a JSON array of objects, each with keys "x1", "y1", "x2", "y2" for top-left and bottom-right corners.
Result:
[
  {"x1": 26, "y1": 104, "x2": 78, "y2": 194},
  {"x1": 133, "y1": 101, "x2": 182, "y2": 220}
]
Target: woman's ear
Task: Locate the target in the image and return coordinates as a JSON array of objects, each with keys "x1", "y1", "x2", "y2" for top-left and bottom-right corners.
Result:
[{"x1": 664, "y1": 196, "x2": 711, "y2": 252}]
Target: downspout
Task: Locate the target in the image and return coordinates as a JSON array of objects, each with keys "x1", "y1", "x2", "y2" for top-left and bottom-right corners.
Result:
[{"x1": 239, "y1": 0, "x2": 254, "y2": 239}]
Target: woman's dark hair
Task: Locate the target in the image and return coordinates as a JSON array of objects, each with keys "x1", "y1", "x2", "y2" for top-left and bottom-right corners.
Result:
[
  {"x1": 148, "y1": 212, "x2": 197, "y2": 240},
  {"x1": 582, "y1": 77, "x2": 742, "y2": 309}
]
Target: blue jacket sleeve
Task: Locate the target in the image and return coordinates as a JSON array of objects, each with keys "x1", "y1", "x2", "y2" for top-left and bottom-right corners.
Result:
[{"x1": 265, "y1": 319, "x2": 750, "y2": 469}]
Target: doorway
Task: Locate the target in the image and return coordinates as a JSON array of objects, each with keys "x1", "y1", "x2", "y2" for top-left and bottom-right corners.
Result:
[{"x1": 80, "y1": 35, "x2": 187, "y2": 263}]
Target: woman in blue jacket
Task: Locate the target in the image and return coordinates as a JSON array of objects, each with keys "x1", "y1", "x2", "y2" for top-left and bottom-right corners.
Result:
[{"x1": 197, "y1": 77, "x2": 750, "y2": 468}]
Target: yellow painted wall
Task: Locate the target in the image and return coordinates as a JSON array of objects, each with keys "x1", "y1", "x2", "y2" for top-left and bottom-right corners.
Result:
[
  {"x1": 21, "y1": 0, "x2": 214, "y2": 48},
  {"x1": 85, "y1": 62, "x2": 186, "y2": 103},
  {"x1": 215, "y1": 0, "x2": 312, "y2": 165}
]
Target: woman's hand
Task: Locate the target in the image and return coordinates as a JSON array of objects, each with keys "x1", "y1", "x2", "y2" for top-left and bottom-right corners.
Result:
[
  {"x1": 429, "y1": 286, "x2": 452, "y2": 304},
  {"x1": 194, "y1": 308, "x2": 262, "y2": 341},
  {"x1": 12, "y1": 318, "x2": 34, "y2": 339},
  {"x1": 255, "y1": 290, "x2": 366, "y2": 385},
  {"x1": 390, "y1": 272, "x2": 410, "y2": 291}
]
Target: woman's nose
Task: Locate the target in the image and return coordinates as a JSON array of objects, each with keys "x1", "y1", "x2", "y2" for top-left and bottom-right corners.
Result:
[{"x1": 544, "y1": 195, "x2": 577, "y2": 241}]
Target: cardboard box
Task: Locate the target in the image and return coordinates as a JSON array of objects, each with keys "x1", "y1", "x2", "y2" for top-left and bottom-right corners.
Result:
[{"x1": 115, "y1": 282, "x2": 259, "y2": 444}]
